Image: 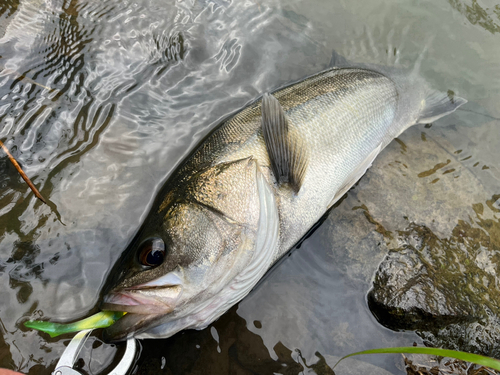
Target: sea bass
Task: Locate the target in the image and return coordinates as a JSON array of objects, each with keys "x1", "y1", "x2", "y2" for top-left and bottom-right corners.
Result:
[{"x1": 101, "y1": 66, "x2": 466, "y2": 341}]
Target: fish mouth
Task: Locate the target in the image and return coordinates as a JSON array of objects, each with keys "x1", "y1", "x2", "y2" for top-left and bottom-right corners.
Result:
[
  {"x1": 102, "y1": 271, "x2": 183, "y2": 314},
  {"x1": 101, "y1": 274, "x2": 184, "y2": 341},
  {"x1": 102, "y1": 284, "x2": 182, "y2": 315},
  {"x1": 102, "y1": 311, "x2": 164, "y2": 342},
  {"x1": 101, "y1": 285, "x2": 181, "y2": 342}
]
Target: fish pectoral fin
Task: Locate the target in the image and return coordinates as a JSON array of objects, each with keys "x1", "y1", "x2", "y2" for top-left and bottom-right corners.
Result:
[
  {"x1": 261, "y1": 93, "x2": 308, "y2": 193},
  {"x1": 327, "y1": 143, "x2": 382, "y2": 209}
]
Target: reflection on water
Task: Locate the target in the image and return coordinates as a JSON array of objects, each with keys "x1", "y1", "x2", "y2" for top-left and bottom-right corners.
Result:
[
  {"x1": 0, "y1": 0, "x2": 499, "y2": 373},
  {"x1": 136, "y1": 306, "x2": 312, "y2": 375}
]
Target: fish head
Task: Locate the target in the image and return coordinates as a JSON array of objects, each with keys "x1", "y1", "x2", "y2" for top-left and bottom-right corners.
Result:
[{"x1": 102, "y1": 157, "x2": 279, "y2": 341}]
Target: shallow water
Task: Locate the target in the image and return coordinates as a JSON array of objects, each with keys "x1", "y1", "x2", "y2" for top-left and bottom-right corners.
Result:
[{"x1": 0, "y1": 0, "x2": 499, "y2": 374}]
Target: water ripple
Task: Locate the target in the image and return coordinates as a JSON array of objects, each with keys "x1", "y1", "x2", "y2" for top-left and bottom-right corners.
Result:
[{"x1": 1, "y1": 0, "x2": 498, "y2": 373}]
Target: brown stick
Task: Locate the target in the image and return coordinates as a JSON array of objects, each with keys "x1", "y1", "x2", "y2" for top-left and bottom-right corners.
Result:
[
  {"x1": 1, "y1": 67, "x2": 52, "y2": 91},
  {"x1": 0, "y1": 140, "x2": 47, "y2": 204}
]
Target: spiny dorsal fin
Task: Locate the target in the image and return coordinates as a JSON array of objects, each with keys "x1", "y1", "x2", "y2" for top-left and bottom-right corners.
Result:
[{"x1": 261, "y1": 93, "x2": 308, "y2": 193}]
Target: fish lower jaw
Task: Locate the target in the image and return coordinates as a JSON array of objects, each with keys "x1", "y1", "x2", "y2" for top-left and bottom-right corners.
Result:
[{"x1": 102, "y1": 292, "x2": 177, "y2": 315}]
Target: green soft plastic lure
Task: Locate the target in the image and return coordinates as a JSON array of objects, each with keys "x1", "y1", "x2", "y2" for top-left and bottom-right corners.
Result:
[{"x1": 24, "y1": 311, "x2": 126, "y2": 338}]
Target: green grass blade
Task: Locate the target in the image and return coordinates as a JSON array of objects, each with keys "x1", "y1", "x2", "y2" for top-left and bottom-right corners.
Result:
[
  {"x1": 333, "y1": 346, "x2": 500, "y2": 372},
  {"x1": 24, "y1": 311, "x2": 126, "y2": 338}
]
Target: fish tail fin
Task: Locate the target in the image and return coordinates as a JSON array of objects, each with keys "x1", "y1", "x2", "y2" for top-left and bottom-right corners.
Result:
[
  {"x1": 407, "y1": 36, "x2": 467, "y2": 124},
  {"x1": 417, "y1": 89, "x2": 467, "y2": 124}
]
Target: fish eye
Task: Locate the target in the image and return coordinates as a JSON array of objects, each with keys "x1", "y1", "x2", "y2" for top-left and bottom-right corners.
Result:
[{"x1": 138, "y1": 238, "x2": 166, "y2": 267}]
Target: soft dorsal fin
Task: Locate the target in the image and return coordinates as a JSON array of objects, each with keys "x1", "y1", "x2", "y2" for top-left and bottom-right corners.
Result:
[{"x1": 261, "y1": 93, "x2": 308, "y2": 193}]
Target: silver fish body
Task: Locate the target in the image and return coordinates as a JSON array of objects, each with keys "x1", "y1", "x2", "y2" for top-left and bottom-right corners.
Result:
[{"x1": 102, "y1": 67, "x2": 466, "y2": 341}]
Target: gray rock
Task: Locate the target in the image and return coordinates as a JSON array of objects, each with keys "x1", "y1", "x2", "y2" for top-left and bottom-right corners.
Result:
[
  {"x1": 321, "y1": 119, "x2": 500, "y2": 358},
  {"x1": 369, "y1": 211, "x2": 500, "y2": 357},
  {"x1": 404, "y1": 353, "x2": 499, "y2": 375}
]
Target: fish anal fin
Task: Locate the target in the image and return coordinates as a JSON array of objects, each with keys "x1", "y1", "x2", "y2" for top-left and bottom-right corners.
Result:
[
  {"x1": 327, "y1": 143, "x2": 382, "y2": 209},
  {"x1": 261, "y1": 93, "x2": 308, "y2": 193}
]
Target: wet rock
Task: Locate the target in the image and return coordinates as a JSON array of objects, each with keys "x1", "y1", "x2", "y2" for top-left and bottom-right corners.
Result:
[
  {"x1": 320, "y1": 121, "x2": 500, "y2": 358},
  {"x1": 369, "y1": 213, "x2": 500, "y2": 357},
  {"x1": 404, "y1": 353, "x2": 499, "y2": 375}
]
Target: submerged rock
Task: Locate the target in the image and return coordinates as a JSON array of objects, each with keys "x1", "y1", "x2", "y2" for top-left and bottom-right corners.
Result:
[
  {"x1": 320, "y1": 119, "x2": 500, "y2": 358},
  {"x1": 369, "y1": 203, "x2": 500, "y2": 357},
  {"x1": 404, "y1": 353, "x2": 499, "y2": 375}
]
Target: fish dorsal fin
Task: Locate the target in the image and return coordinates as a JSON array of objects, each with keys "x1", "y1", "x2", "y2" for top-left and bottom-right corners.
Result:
[{"x1": 261, "y1": 93, "x2": 308, "y2": 192}]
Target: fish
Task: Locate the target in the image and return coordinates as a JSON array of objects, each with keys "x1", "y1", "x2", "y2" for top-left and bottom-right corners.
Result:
[{"x1": 101, "y1": 63, "x2": 466, "y2": 342}]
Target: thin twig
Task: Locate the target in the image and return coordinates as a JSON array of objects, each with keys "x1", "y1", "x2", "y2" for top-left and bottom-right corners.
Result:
[
  {"x1": 0, "y1": 66, "x2": 52, "y2": 91},
  {"x1": 0, "y1": 140, "x2": 47, "y2": 204}
]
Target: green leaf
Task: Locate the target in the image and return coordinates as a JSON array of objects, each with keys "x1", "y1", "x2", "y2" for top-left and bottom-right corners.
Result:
[
  {"x1": 333, "y1": 346, "x2": 500, "y2": 372},
  {"x1": 24, "y1": 311, "x2": 126, "y2": 338}
]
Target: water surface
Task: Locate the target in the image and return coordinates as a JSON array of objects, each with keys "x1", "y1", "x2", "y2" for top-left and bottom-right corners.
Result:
[{"x1": 0, "y1": 0, "x2": 499, "y2": 373}]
